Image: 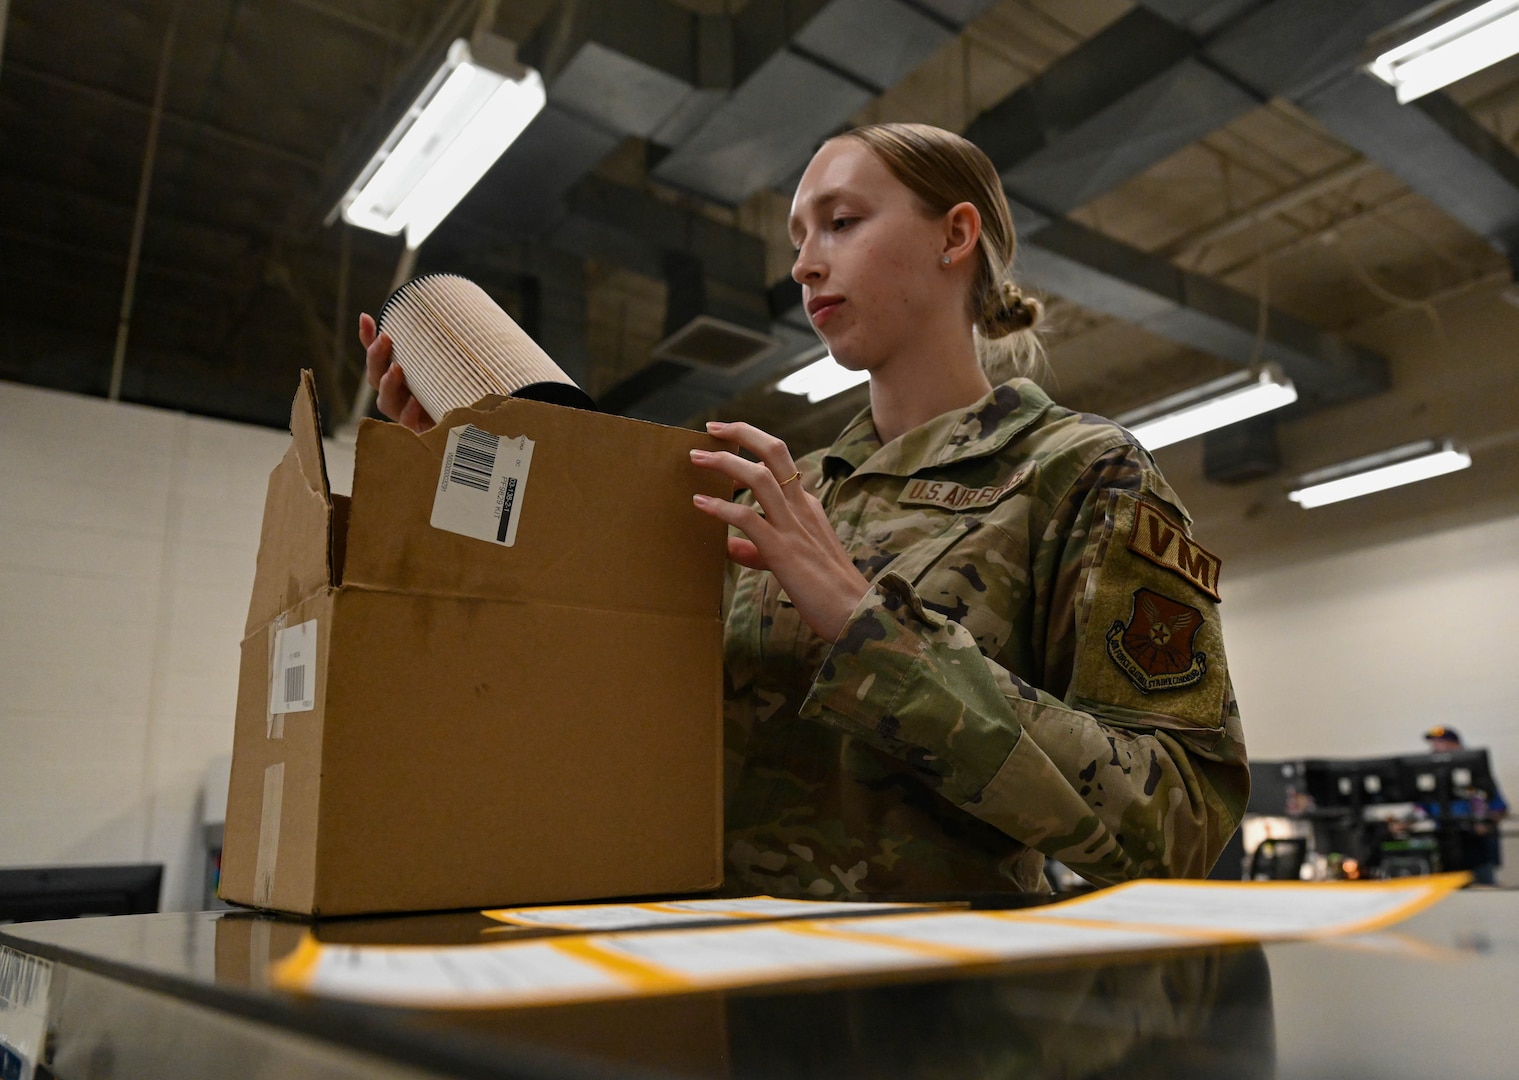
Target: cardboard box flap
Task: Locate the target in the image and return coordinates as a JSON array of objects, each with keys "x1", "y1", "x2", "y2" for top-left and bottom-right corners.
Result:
[
  {"x1": 343, "y1": 397, "x2": 733, "y2": 617},
  {"x1": 244, "y1": 371, "x2": 337, "y2": 636}
]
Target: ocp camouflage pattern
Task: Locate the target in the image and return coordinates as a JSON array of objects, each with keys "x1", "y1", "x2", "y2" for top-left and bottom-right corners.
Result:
[{"x1": 722, "y1": 378, "x2": 1250, "y2": 897}]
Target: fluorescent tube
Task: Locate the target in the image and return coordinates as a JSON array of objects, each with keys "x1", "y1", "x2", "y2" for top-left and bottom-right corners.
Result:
[
  {"x1": 1288, "y1": 439, "x2": 1472, "y2": 508},
  {"x1": 339, "y1": 38, "x2": 545, "y2": 248},
  {"x1": 776, "y1": 352, "x2": 871, "y2": 403},
  {"x1": 1368, "y1": 0, "x2": 1519, "y2": 103},
  {"x1": 1117, "y1": 365, "x2": 1298, "y2": 451}
]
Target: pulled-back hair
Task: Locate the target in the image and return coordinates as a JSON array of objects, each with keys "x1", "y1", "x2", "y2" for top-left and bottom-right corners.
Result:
[{"x1": 836, "y1": 122, "x2": 1044, "y2": 379}]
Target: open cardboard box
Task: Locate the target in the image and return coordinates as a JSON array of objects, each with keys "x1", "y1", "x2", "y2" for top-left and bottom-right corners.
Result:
[{"x1": 220, "y1": 372, "x2": 732, "y2": 916}]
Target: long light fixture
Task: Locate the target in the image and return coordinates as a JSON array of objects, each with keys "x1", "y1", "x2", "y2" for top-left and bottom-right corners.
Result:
[
  {"x1": 1116, "y1": 364, "x2": 1298, "y2": 451},
  {"x1": 1288, "y1": 439, "x2": 1472, "y2": 508},
  {"x1": 1367, "y1": 0, "x2": 1519, "y2": 103},
  {"x1": 776, "y1": 350, "x2": 871, "y2": 403},
  {"x1": 338, "y1": 36, "x2": 545, "y2": 249}
]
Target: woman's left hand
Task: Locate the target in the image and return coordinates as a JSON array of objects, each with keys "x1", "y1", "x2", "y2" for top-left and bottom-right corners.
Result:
[{"x1": 691, "y1": 421, "x2": 871, "y2": 642}]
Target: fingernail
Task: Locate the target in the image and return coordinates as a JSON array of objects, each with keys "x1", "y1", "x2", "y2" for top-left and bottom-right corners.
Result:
[
  {"x1": 690, "y1": 448, "x2": 709, "y2": 460},
  {"x1": 693, "y1": 494, "x2": 710, "y2": 507},
  {"x1": 705, "y1": 421, "x2": 725, "y2": 431}
]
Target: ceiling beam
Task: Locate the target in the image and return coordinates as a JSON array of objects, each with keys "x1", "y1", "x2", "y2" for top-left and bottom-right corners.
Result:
[
  {"x1": 1154, "y1": 158, "x2": 1380, "y2": 259},
  {"x1": 1199, "y1": 0, "x2": 1519, "y2": 262},
  {"x1": 0, "y1": 0, "x2": 10, "y2": 82},
  {"x1": 4, "y1": 61, "x2": 324, "y2": 170},
  {"x1": 964, "y1": 6, "x2": 1260, "y2": 215},
  {"x1": 271, "y1": 0, "x2": 417, "y2": 46},
  {"x1": 651, "y1": 0, "x2": 996, "y2": 204},
  {"x1": 1009, "y1": 204, "x2": 1388, "y2": 407}
]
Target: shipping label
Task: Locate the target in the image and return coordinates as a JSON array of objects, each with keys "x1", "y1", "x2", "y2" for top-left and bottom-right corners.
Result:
[
  {"x1": 269, "y1": 619, "x2": 317, "y2": 716},
  {"x1": 431, "y1": 425, "x2": 534, "y2": 547},
  {"x1": 0, "y1": 946, "x2": 52, "y2": 1080}
]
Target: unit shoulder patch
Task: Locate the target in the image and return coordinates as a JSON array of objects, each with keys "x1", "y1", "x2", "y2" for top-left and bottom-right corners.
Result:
[
  {"x1": 1105, "y1": 587, "x2": 1208, "y2": 694},
  {"x1": 1126, "y1": 501, "x2": 1222, "y2": 601},
  {"x1": 897, "y1": 463, "x2": 1033, "y2": 511}
]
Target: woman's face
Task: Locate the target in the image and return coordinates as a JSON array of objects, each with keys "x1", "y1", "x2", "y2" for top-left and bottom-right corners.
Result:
[{"x1": 789, "y1": 138, "x2": 960, "y2": 372}]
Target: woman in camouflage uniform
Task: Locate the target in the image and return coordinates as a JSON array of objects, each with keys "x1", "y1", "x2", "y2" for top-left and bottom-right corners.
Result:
[
  {"x1": 362, "y1": 123, "x2": 1250, "y2": 898},
  {"x1": 688, "y1": 124, "x2": 1249, "y2": 896}
]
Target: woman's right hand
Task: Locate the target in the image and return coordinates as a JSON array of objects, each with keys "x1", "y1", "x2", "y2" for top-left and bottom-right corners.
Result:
[{"x1": 360, "y1": 312, "x2": 435, "y2": 432}]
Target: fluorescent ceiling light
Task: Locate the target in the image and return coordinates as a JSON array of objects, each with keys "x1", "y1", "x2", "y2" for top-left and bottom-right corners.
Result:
[
  {"x1": 1288, "y1": 439, "x2": 1472, "y2": 508},
  {"x1": 1368, "y1": 0, "x2": 1519, "y2": 103},
  {"x1": 339, "y1": 37, "x2": 545, "y2": 248},
  {"x1": 776, "y1": 351, "x2": 870, "y2": 403},
  {"x1": 1116, "y1": 364, "x2": 1298, "y2": 451}
]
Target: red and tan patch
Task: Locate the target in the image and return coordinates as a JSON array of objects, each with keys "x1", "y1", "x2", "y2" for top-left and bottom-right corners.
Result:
[
  {"x1": 1106, "y1": 587, "x2": 1208, "y2": 693},
  {"x1": 1127, "y1": 501, "x2": 1222, "y2": 600}
]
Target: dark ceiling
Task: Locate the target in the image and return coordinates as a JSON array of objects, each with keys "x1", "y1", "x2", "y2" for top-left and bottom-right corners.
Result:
[{"x1": 3, "y1": 0, "x2": 1518, "y2": 506}]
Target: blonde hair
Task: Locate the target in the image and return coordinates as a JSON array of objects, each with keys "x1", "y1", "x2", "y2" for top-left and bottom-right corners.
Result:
[{"x1": 836, "y1": 122, "x2": 1044, "y2": 380}]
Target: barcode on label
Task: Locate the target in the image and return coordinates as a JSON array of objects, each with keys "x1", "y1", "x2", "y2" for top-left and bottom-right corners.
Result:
[
  {"x1": 283, "y1": 665, "x2": 305, "y2": 708},
  {"x1": 432, "y1": 426, "x2": 534, "y2": 547},
  {"x1": 447, "y1": 425, "x2": 499, "y2": 492},
  {"x1": 269, "y1": 620, "x2": 317, "y2": 716},
  {"x1": 0, "y1": 948, "x2": 50, "y2": 1010}
]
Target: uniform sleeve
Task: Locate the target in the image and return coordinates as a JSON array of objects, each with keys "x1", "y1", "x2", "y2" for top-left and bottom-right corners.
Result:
[{"x1": 798, "y1": 447, "x2": 1250, "y2": 886}]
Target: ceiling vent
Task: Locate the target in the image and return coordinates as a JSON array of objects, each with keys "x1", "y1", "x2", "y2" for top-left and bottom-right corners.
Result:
[{"x1": 651, "y1": 315, "x2": 780, "y2": 373}]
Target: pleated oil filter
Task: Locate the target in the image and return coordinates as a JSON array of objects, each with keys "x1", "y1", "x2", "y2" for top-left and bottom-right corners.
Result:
[{"x1": 377, "y1": 273, "x2": 595, "y2": 420}]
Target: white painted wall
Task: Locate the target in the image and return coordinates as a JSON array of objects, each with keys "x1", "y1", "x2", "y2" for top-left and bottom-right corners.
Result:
[
  {"x1": 1225, "y1": 513, "x2": 1519, "y2": 777},
  {"x1": 1, "y1": 379, "x2": 1513, "y2": 909},
  {"x1": 1224, "y1": 514, "x2": 1519, "y2": 883},
  {"x1": 0, "y1": 380, "x2": 352, "y2": 912}
]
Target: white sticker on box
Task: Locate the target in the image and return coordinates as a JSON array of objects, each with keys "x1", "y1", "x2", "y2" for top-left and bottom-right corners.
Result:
[
  {"x1": 270, "y1": 619, "x2": 316, "y2": 715},
  {"x1": 431, "y1": 425, "x2": 534, "y2": 547},
  {"x1": 0, "y1": 946, "x2": 52, "y2": 1080}
]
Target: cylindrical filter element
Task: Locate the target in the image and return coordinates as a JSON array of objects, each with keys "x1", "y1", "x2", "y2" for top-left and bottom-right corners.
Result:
[{"x1": 377, "y1": 273, "x2": 595, "y2": 420}]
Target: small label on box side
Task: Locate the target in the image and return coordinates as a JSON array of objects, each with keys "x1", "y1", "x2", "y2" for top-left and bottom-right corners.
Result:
[
  {"x1": 0, "y1": 946, "x2": 52, "y2": 1080},
  {"x1": 269, "y1": 619, "x2": 317, "y2": 715},
  {"x1": 431, "y1": 425, "x2": 534, "y2": 547}
]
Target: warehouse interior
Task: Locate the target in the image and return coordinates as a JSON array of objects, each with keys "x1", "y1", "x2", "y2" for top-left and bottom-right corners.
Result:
[{"x1": 3, "y1": 0, "x2": 1517, "y2": 918}]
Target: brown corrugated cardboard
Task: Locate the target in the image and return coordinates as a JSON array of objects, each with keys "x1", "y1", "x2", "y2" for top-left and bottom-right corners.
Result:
[{"x1": 221, "y1": 372, "x2": 732, "y2": 916}]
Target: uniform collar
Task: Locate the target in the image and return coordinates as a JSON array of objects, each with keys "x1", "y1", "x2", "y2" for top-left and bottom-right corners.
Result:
[{"x1": 823, "y1": 378, "x2": 1054, "y2": 480}]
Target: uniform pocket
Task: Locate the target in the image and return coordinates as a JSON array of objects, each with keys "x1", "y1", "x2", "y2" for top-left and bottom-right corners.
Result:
[{"x1": 887, "y1": 516, "x2": 982, "y2": 584}]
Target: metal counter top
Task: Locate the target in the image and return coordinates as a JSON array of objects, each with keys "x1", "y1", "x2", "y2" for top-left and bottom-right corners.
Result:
[{"x1": 2, "y1": 889, "x2": 1515, "y2": 1079}]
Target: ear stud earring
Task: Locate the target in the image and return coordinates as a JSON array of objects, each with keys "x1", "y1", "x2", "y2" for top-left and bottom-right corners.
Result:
[{"x1": 941, "y1": 256, "x2": 951, "y2": 266}]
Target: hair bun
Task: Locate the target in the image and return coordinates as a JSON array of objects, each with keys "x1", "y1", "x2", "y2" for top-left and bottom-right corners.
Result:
[{"x1": 981, "y1": 282, "x2": 1043, "y2": 339}]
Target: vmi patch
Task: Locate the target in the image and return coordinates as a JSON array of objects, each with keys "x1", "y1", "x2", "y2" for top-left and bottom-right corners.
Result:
[
  {"x1": 1127, "y1": 501, "x2": 1221, "y2": 600},
  {"x1": 1106, "y1": 588, "x2": 1208, "y2": 693}
]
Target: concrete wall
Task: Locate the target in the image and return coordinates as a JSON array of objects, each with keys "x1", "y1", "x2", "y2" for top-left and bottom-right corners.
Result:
[
  {"x1": 1226, "y1": 513, "x2": 1519, "y2": 771},
  {"x1": 0, "y1": 380, "x2": 352, "y2": 912}
]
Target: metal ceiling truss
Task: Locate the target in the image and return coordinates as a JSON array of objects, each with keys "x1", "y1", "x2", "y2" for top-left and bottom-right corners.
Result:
[
  {"x1": 619, "y1": 0, "x2": 1519, "y2": 463},
  {"x1": 614, "y1": 0, "x2": 1399, "y2": 429}
]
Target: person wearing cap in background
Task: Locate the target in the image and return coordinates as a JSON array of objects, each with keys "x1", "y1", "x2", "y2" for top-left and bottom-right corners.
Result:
[{"x1": 1423, "y1": 726, "x2": 1508, "y2": 885}]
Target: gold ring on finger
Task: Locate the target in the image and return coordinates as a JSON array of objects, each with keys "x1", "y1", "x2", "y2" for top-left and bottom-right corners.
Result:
[{"x1": 778, "y1": 470, "x2": 801, "y2": 487}]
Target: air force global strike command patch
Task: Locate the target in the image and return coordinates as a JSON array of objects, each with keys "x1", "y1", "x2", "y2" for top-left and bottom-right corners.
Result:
[{"x1": 1106, "y1": 587, "x2": 1208, "y2": 693}]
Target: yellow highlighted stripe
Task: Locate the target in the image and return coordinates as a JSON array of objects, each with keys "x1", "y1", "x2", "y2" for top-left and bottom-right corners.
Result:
[{"x1": 548, "y1": 935, "x2": 691, "y2": 991}]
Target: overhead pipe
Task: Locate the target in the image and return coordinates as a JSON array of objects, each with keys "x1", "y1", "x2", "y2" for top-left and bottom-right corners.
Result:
[
  {"x1": 0, "y1": 0, "x2": 11, "y2": 81},
  {"x1": 109, "y1": 0, "x2": 185, "y2": 402}
]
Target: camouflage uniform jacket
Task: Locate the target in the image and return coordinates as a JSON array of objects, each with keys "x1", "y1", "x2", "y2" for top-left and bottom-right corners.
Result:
[{"x1": 722, "y1": 378, "x2": 1249, "y2": 897}]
